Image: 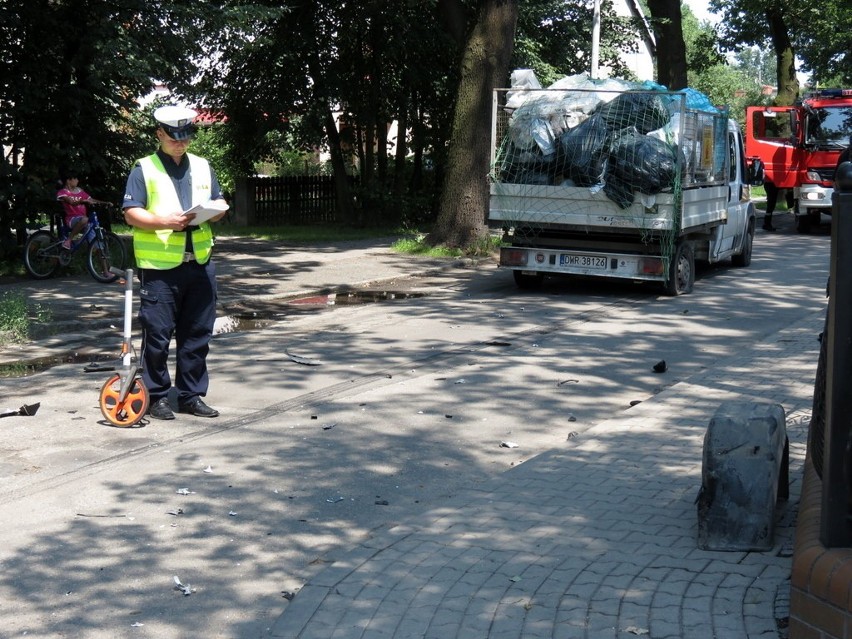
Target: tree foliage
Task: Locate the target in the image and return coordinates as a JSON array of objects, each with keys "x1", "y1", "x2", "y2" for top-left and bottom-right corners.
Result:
[
  {"x1": 0, "y1": 0, "x2": 218, "y2": 249},
  {"x1": 513, "y1": 0, "x2": 646, "y2": 86}
]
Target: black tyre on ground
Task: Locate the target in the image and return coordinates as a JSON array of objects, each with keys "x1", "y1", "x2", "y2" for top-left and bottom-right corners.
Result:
[
  {"x1": 662, "y1": 241, "x2": 695, "y2": 296},
  {"x1": 87, "y1": 232, "x2": 127, "y2": 283},
  {"x1": 23, "y1": 230, "x2": 61, "y2": 279},
  {"x1": 731, "y1": 219, "x2": 754, "y2": 267},
  {"x1": 513, "y1": 270, "x2": 544, "y2": 290}
]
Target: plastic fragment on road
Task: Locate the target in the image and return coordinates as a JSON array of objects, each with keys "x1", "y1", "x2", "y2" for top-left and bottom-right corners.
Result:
[
  {"x1": 0, "y1": 403, "x2": 40, "y2": 418},
  {"x1": 286, "y1": 350, "x2": 322, "y2": 366},
  {"x1": 501, "y1": 441, "x2": 519, "y2": 448},
  {"x1": 625, "y1": 628, "x2": 649, "y2": 636},
  {"x1": 326, "y1": 496, "x2": 344, "y2": 503},
  {"x1": 176, "y1": 488, "x2": 195, "y2": 495},
  {"x1": 203, "y1": 465, "x2": 213, "y2": 473},
  {"x1": 229, "y1": 511, "x2": 237, "y2": 516},
  {"x1": 322, "y1": 423, "x2": 336, "y2": 430},
  {"x1": 173, "y1": 576, "x2": 195, "y2": 596}
]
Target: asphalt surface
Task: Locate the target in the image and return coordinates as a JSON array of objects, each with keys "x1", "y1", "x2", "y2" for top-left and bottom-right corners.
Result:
[{"x1": 0, "y1": 212, "x2": 826, "y2": 638}]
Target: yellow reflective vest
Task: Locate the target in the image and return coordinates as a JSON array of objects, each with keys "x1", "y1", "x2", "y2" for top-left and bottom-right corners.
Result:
[{"x1": 132, "y1": 153, "x2": 215, "y2": 269}]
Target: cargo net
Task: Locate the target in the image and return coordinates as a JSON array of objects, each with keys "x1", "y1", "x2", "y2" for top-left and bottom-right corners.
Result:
[{"x1": 490, "y1": 76, "x2": 729, "y2": 255}]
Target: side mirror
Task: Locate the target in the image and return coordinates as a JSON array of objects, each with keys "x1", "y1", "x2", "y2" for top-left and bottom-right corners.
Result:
[{"x1": 748, "y1": 158, "x2": 765, "y2": 186}]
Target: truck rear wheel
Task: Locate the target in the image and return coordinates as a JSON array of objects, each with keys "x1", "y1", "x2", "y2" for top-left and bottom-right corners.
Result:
[
  {"x1": 513, "y1": 270, "x2": 544, "y2": 290},
  {"x1": 663, "y1": 242, "x2": 694, "y2": 296}
]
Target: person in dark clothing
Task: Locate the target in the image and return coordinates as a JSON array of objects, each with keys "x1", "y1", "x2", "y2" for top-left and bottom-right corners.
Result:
[{"x1": 762, "y1": 182, "x2": 794, "y2": 232}]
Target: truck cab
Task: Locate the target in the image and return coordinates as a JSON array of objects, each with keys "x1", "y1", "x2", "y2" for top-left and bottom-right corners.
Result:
[{"x1": 746, "y1": 89, "x2": 852, "y2": 233}]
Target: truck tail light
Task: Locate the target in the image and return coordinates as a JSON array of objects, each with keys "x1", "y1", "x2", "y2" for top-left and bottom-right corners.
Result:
[
  {"x1": 500, "y1": 248, "x2": 528, "y2": 267},
  {"x1": 639, "y1": 257, "x2": 664, "y2": 275}
]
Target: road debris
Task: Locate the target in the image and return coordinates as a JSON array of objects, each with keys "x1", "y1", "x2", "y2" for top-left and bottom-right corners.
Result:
[
  {"x1": 652, "y1": 360, "x2": 667, "y2": 373},
  {"x1": 173, "y1": 576, "x2": 195, "y2": 596},
  {"x1": 286, "y1": 350, "x2": 322, "y2": 366},
  {"x1": 0, "y1": 403, "x2": 40, "y2": 418},
  {"x1": 501, "y1": 441, "x2": 519, "y2": 448},
  {"x1": 176, "y1": 488, "x2": 195, "y2": 495}
]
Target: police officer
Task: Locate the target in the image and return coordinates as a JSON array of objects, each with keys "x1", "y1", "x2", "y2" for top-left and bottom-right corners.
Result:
[{"x1": 123, "y1": 105, "x2": 228, "y2": 420}]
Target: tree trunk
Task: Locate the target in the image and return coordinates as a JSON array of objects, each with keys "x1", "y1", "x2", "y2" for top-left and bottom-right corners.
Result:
[
  {"x1": 427, "y1": 0, "x2": 518, "y2": 249},
  {"x1": 646, "y1": 0, "x2": 688, "y2": 89},
  {"x1": 767, "y1": 8, "x2": 799, "y2": 106},
  {"x1": 323, "y1": 108, "x2": 357, "y2": 225}
]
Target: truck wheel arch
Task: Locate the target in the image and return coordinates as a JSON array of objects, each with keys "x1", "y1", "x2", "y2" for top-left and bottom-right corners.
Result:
[{"x1": 732, "y1": 217, "x2": 755, "y2": 267}]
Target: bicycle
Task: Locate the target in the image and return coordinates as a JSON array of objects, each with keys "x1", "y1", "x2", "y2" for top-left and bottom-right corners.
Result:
[{"x1": 23, "y1": 204, "x2": 128, "y2": 283}]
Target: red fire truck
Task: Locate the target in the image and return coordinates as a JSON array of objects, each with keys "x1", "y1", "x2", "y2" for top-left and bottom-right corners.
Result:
[{"x1": 745, "y1": 88, "x2": 852, "y2": 233}]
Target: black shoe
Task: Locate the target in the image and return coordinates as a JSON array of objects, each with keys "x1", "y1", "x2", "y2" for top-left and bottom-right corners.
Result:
[
  {"x1": 179, "y1": 397, "x2": 219, "y2": 418},
  {"x1": 148, "y1": 397, "x2": 175, "y2": 420},
  {"x1": 762, "y1": 221, "x2": 775, "y2": 231}
]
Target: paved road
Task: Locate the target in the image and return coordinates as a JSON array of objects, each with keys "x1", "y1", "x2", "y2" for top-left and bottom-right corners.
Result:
[{"x1": 0, "y1": 211, "x2": 830, "y2": 638}]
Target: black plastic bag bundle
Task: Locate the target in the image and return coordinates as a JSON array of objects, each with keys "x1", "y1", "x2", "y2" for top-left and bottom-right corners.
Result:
[
  {"x1": 500, "y1": 144, "x2": 558, "y2": 185},
  {"x1": 608, "y1": 128, "x2": 679, "y2": 195},
  {"x1": 603, "y1": 173, "x2": 635, "y2": 209},
  {"x1": 556, "y1": 114, "x2": 609, "y2": 186},
  {"x1": 597, "y1": 92, "x2": 670, "y2": 134}
]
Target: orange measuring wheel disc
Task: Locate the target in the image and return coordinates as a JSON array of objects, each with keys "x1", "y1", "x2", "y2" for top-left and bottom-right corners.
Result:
[{"x1": 99, "y1": 373, "x2": 149, "y2": 427}]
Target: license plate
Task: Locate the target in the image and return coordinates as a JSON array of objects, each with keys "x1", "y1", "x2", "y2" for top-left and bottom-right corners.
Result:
[{"x1": 559, "y1": 253, "x2": 607, "y2": 270}]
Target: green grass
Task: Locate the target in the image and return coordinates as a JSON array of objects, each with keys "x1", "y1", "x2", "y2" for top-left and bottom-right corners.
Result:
[{"x1": 0, "y1": 290, "x2": 50, "y2": 345}]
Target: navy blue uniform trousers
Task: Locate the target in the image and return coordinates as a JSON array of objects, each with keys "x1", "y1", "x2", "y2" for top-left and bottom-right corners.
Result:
[{"x1": 138, "y1": 260, "x2": 217, "y2": 405}]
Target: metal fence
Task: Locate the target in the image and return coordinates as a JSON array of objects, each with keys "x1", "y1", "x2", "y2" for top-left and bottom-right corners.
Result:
[{"x1": 232, "y1": 175, "x2": 358, "y2": 226}]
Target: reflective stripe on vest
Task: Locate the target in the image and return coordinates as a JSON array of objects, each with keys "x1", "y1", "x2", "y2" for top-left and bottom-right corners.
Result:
[{"x1": 133, "y1": 153, "x2": 215, "y2": 269}]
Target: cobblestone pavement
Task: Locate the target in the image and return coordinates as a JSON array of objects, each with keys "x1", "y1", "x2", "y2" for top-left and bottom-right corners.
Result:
[{"x1": 268, "y1": 309, "x2": 821, "y2": 639}]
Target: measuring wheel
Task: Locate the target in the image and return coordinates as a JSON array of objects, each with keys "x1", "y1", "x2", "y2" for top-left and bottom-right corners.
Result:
[{"x1": 99, "y1": 373, "x2": 149, "y2": 427}]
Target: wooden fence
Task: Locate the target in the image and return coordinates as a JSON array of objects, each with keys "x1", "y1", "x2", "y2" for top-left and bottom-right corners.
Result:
[{"x1": 232, "y1": 175, "x2": 358, "y2": 226}]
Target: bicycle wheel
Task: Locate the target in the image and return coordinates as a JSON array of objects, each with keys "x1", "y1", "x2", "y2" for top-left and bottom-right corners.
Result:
[
  {"x1": 100, "y1": 373, "x2": 149, "y2": 427},
  {"x1": 87, "y1": 232, "x2": 127, "y2": 283},
  {"x1": 23, "y1": 230, "x2": 61, "y2": 279}
]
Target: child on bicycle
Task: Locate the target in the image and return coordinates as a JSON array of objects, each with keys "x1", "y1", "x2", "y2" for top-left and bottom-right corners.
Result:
[{"x1": 56, "y1": 170, "x2": 108, "y2": 249}]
